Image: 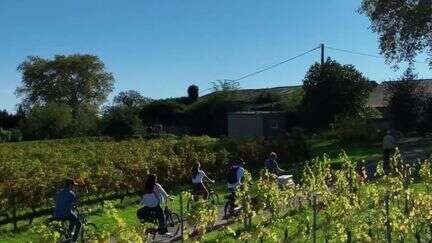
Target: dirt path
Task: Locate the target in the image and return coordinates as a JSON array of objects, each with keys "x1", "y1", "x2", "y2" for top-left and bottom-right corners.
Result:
[{"x1": 153, "y1": 205, "x2": 231, "y2": 243}]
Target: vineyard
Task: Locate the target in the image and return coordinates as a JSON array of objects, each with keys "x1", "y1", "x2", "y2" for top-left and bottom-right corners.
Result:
[
  {"x1": 201, "y1": 150, "x2": 432, "y2": 242},
  {"x1": 0, "y1": 136, "x2": 306, "y2": 231},
  {"x1": 2, "y1": 136, "x2": 432, "y2": 242}
]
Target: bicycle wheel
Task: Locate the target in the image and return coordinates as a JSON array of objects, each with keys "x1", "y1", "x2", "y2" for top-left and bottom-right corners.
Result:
[
  {"x1": 223, "y1": 202, "x2": 231, "y2": 219},
  {"x1": 208, "y1": 192, "x2": 219, "y2": 205},
  {"x1": 80, "y1": 223, "x2": 97, "y2": 243},
  {"x1": 166, "y1": 212, "x2": 181, "y2": 236}
]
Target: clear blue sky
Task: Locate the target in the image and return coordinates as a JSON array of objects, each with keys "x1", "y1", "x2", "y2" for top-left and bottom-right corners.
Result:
[{"x1": 1, "y1": 0, "x2": 430, "y2": 112}]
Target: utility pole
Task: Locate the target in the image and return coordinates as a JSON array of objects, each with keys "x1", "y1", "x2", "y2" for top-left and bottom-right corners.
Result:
[{"x1": 320, "y1": 43, "x2": 325, "y2": 65}]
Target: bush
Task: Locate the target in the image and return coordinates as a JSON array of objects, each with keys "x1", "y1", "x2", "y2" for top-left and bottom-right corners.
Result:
[
  {"x1": 21, "y1": 103, "x2": 73, "y2": 140},
  {"x1": 333, "y1": 115, "x2": 378, "y2": 141},
  {"x1": 101, "y1": 106, "x2": 143, "y2": 139}
]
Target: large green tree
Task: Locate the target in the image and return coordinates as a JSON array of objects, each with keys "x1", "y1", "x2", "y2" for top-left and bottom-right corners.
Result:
[
  {"x1": 360, "y1": 0, "x2": 432, "y2": 67},
  {"x1": 386, "y1": 69, "x2": 427, "y2": 132},
  {"x1": 302, "y1": 58, "x2": 375, "y2": 130},
  {"x1": 16, "y1": 54, "x2": 115, "y2": 115}
]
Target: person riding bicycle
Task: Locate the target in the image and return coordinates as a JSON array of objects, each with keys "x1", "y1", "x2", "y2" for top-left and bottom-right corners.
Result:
[
  {"x1": 53, "y1": 179, "x2": 81, "y2": 242},
  {"x1": 265, "y1": 152, "x2": 285, "y2": 175},
  {"x1": 137, "y1": 174, "x2": 170, "y2": 235},
  {"x1": 191, "y1": 162, "x2": 215, "y2": 199},
  {"x1": 227, "y1": 159, "x2": 245, "y2": 208}
]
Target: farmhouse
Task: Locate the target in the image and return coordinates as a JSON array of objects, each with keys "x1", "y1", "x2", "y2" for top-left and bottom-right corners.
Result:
[
  {"x1": 222, "y1": 79, "x2": 432, "y2": 139},
  {"x1": 228, "y1": 111, "x2": 287, "y2": 139}
]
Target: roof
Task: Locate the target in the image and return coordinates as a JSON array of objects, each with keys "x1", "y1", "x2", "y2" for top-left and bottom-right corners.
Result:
[
  {"x1": 203, "y1": 79, "x2": 432, "y2": 108},
  {"x1": 367, "y1": 79, "x2": 432, "y2": 108},
  {"x1": 201, "y1": 85, "x2": 302, "y2": 102}
]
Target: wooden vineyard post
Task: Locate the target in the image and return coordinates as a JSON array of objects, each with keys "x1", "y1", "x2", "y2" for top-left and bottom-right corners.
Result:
[
  {"x1": 283, "y1": 227, "x2": 289, "y2": 243},
  {"x1": 385, "y1": 195, "x2": 391, "y2": 243},
  {"x1": 312, "y1": 193, "x2": 317, "y2": 243},
  {"x1": 180, "y1": 192, "x2": 184, "y2": 243},
  {"x1": 11, "y1": 193, "x2": 17, "y2": 231}
]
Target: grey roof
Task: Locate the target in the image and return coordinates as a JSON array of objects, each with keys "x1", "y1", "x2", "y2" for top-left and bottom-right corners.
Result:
[{"x1": 367, "y1": 79, "x2": 432, "y2": 108}]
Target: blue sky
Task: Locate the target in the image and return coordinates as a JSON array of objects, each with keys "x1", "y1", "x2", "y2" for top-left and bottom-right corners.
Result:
[{"x1": 0, "y1": 0, "x2": 430, "y2": 112}]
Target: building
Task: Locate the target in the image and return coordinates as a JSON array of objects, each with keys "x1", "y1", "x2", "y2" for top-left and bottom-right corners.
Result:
[{"x1": 227, "y1": 111, "x2": 287, "y2": 139}]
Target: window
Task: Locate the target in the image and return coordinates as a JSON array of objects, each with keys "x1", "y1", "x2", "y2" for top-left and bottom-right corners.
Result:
[{"x1": 270, "y1": 120, "x2": 278, "y2": 129}]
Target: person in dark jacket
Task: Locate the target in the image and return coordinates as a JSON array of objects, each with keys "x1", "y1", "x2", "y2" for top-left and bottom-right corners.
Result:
[{"x1": 54, "y1": 179, "x2": 81, "y2": 242}]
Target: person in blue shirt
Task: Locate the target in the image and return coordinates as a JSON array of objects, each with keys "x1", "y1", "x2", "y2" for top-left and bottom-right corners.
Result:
[
  {"x1": 54, "y1": 179, "x2": 81, "y2": 242},
  {"x1": 265, "y1": 152, "x2": 285, "y2": 175}
]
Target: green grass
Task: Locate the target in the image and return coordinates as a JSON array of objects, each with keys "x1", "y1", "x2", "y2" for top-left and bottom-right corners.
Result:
[{"x1": 307, "y1": 137, "x2": 382, "y2": 165}]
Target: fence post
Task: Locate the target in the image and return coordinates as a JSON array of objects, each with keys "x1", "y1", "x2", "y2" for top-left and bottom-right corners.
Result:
[
  {"x1": 284, "y1": 227, "x2": 289, "y2": 243},
  {"x1": 312, "y1": 193, "x2": 317, "y2": 243},
  {"x1": 385, "y1": 195, "x2": 391, "y2": 243},
  {"x1": 347, "y1": 230, "x2": 352, "y2": 243},
  {"x1": 180, "y1": 192, "x2": 184, "y2": 243},
  {"x1": 11, "y1": 193, "x2": 17, "y2": 231}
]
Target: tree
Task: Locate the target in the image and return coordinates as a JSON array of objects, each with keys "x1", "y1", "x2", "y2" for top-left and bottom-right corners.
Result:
[
  {"x1": 0, "y1": 110, "x2": 19, "y2": 129},
  {"x1": 16, "y1": 54, "x2": 115, "y2": 116},
  {"x1": 302, "y1": 58, "x2": 375, "y2": 130},
  {"x1": 113, "y1": 90, "x2": 151, "y2": 108},
  {"x1": 101, "y1": 106, "x2": 143, "y2": 139},
  {"x1": 187, "y1": 85, "x2": 199, "y2": 103},
  {"x1": 21, "y1": 103, "x2": 73, "y2": 140},
  {"x1": 360, "y1": 0, "x2": 432, "y2": 67},
  {"x1": 212, "y1": 79, "x2": 240, "y2": 92},
  {"x1": 139, "y1": 101, "x2": 185, "y2": 126},
  {"x1": 67, "y1": 104, "x2": 100, "y2": 137},
  {"x1": 385, "y1": 69, "x2": 426, "y2": 132}
]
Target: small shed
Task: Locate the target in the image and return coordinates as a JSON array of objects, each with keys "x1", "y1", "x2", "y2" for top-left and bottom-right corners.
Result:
[{"x1": 227, "y1": 111, "x2": 287, "y2": 139}]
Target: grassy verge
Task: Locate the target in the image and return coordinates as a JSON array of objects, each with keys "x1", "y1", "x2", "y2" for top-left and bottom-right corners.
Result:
[{"x1": 307, "y1": 137, "x2": 382, "y2": 165}]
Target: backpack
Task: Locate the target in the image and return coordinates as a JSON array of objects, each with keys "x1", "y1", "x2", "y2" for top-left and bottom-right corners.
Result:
[{"x1": 227, "y1": 167, "x2": 239, "y2": 184}]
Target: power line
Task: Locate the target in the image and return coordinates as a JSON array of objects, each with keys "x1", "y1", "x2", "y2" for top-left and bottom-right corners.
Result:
[
  {"x1": 326, "y1": 46, "x2": 428, "y2": 64},
  {"x1": 233, "y1": 46, "x2": 321, "y2": 82}
]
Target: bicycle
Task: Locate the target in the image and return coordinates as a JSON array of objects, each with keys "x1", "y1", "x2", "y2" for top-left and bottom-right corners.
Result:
[
  {"x1": 139, "y1": 202, "x2": 182, "y2": 241},
  {"x1": 186, "y1": 184, "x2": 220, "y2": 211},
  {"x1": 223, "y1": 190, "x2": 242, "y2": 219},
  {"x1": 47, "y1": 207, "x2": 97, "y2": 243}
]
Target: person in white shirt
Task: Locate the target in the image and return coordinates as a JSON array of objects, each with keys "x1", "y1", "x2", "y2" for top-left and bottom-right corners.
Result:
[
  {"x1": 191, "y1": 162, "x2": 215, "y2": 199},
  {"x1": 137, "y1": 174, "x2": 170, "y2": 234}
]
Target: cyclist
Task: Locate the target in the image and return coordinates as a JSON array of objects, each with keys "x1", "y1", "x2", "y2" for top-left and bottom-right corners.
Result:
[
  {"x1": 227, "y1": 159, "x2": 245, "y2": 208},
  {"x1": 191, "y1": 162, "x2": 215, "y2": 199},
  {"x1": 53, "y1": 179, "x2": 81, "y2": 242},
  {"x1": 137, "y1": 174, "x2": 170, "y2": 235},
  {"x1": 265, "y1": 152, "x2": 285, "y2": 175}
]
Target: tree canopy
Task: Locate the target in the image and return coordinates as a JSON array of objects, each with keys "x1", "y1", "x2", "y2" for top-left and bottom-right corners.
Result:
[
  {"x1": 360, "y1": 0, "x2": 432, "y2": 67},
  {"x1": 302, "y1": 58, "x2": 375, "y2": 130},
  {"x1": 16, "y1": 54, "x2": 115, "y2": 114},
  {"x1": 385, "y1": 69, "x2": 427, "y2": 132},
  {"x1": 113, "y1": 90, "x2": 151, "y2": 108},
  {"x1": 187, "y1": 85, "x2": 199, "y2": 103}
]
